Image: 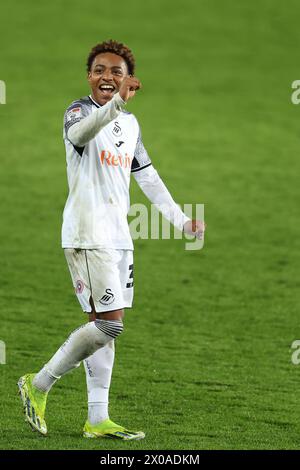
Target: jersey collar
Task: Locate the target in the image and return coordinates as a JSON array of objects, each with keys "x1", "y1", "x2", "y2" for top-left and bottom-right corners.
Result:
[{"x1": 88, "y1": 95, "x2": 102, "y2": 108}]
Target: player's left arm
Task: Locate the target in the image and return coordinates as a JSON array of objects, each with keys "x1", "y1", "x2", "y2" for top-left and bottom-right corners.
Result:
[{"x1": 131, "y1": 133, "x2": 205, "y2": 239}]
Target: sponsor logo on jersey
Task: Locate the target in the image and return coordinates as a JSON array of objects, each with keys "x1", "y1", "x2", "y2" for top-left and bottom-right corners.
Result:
[
  {"x1": 100, "y1": 150, "x2": 132, "y2": 169},
  {"x1": 112, "y1": 121, "x2": 122, "y2": 137},
  {"x1": 75, "y1": 279, "x2": 84, "y2": 294},
  {"x1": 116, "y1": 141, "x2": 124, "y2": 148},
  {"x1": 99, "y1": 288, "x2": 115, "y2": 305}
]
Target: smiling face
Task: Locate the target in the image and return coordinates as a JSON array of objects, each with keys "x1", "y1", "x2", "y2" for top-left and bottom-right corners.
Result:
[{"x1": 87, "y1": 52, "x2": 129, "y2": 105}]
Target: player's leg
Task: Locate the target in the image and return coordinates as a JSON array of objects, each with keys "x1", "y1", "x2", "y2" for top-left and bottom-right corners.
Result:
[
  {"x1": 18, "y1": 314, "x2": 123, "y2": 435},
  {"x1": 83, "y1": 316, "x2": 145, "y2": 441},
  {"x1": 84, "y1": 309, "x2": 122, "y2": 426},
  {"x1": 18, "y1": 249, "x2": 124, "y2": 435},
  {"x1": 17, "y1": 315, "x2": 122, "y2": 435},
  {"x1": 82, "y1": 251, "x2": 129, "y2": 429},
  {"x1": 82, "y1": 250, "x2": 144, "y2": 440}
]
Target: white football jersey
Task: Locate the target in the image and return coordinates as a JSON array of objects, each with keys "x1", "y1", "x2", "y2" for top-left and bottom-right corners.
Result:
[{"x1": 62, "y1": 95, "x2": 151, "y2": 250}]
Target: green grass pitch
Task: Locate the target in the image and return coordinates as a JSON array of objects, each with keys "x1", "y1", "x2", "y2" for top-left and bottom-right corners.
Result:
[{"x1": 1, "y1": 0, "x2": 300, "y2": 450}]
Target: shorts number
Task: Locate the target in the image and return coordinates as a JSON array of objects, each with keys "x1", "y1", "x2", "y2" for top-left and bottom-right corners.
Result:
[{"x1": 126, "y1": 264, "x2": 134, "y2": 288}]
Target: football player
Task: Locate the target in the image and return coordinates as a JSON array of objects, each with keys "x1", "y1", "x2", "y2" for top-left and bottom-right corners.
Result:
[{"x1": 18, "y1": 40, "x2": 205, "y2": 440}]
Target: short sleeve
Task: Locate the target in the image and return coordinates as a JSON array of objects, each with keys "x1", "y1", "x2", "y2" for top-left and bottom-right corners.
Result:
[{"x1": 131, "y1": 130, "x2": 152, "y2": 173}]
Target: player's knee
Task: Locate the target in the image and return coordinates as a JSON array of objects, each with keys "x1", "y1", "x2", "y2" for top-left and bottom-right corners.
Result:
[
  {"x1": 95, "y1": 309, "x2": 124, "y2": 321},
  {"x1": 94, "y1": 318, "x2": 124, "y2": 339}
]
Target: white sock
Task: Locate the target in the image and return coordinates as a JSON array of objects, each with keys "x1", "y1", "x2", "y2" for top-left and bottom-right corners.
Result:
[
  {"x1": 32, "y1": 368, "x2": 58, "y2": 393},
  {"x1": 84, "y1": 340, "x2": 115, "y2": 425},
  {"x1": 33, "y1": 320, "x2": 122, "y2": 393}
]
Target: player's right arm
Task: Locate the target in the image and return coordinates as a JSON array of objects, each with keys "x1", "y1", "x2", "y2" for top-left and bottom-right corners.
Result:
[
  {"x1": 66, "y1": 93, "x2": 125, "y2": 147},
  {"x1": 66, "y1": 77, "x2": 140, "y2": 147}
]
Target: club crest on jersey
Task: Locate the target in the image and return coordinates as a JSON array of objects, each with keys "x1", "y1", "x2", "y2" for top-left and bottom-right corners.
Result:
[
  {"x1": 99, "y1": 288, "x2": 115, "y2": 305},
  {"x1": 112, "y1": 121, "x2": 122, "y2": 137}
]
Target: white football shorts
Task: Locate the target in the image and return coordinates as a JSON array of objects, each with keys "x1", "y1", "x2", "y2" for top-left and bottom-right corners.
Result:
[{"x1": 64, "y1": 248, "x2": 134, "y2": 313}]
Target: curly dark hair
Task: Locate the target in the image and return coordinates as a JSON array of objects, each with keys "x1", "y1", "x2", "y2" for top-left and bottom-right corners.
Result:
[{"x1": 86, "y1": 40, "x2": 135, "y2": 75}]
